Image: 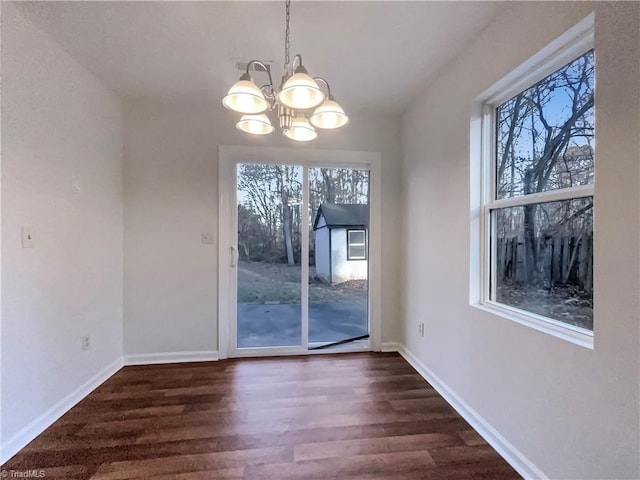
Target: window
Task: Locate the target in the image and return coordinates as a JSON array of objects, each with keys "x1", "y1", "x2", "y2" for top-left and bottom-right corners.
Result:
[
  {"x1": 347, "y1": 229, "x2": 367, "y2": 260},
  {"x1": 474, "y1": 16, "x2": 595, "y2": 346}
]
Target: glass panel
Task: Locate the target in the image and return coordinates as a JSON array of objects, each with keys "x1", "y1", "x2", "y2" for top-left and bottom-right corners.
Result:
[
  {"x1": 496, "y1": 50, "x2": 595, "y2": 199},
  {"x1": 236, "y1": 164, "x2": 303, "y2": 348},
  {"x1": 492, "y1": 197, "x2": 593, "y2": 330},
  {"x1": 348, "y1": 245, "x2": 366, "y2": 260},
  {"x1": 309, "y1": 168, "x2": 369, "y2": 347},
  {"x1": 349, "y1": 230, "x2": 365, "y2": 245}
]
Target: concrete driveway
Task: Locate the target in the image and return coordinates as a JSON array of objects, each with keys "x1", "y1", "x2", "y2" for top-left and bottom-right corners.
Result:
[{"x1": 237, "y1": 301, "x2": 368, "y2": 348}]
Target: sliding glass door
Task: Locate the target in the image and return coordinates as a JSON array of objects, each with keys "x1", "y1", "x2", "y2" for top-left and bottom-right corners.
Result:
[
  {"x1": 218, "y1": 146, "x2": 381, "y2": 358},
  {"x1": 308, "y1": 168, "x2": 369, "y2": 349},
  {"x1": 236, "y1": 164, "x2": 304, "y2": 348}
]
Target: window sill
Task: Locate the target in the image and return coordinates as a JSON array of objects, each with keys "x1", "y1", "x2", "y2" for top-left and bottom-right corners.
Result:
[{"x1": 472, "y1": 301, "x2": 594, "y2": 349}]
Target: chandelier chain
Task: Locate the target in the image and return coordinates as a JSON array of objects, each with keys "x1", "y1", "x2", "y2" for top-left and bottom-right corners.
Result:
[{"x1": 284, "y1": 0, "x2": 291, "y2": 73}]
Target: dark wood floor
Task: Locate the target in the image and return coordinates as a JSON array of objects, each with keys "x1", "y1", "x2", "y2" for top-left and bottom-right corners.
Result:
[{"x1": 2, "y1": 352, "x2": 520, "y2": 479}]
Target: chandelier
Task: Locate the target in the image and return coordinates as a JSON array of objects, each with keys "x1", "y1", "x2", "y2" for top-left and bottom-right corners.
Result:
[{"x1": 222, "y1": 0, "x2": 349, "y2": 142}]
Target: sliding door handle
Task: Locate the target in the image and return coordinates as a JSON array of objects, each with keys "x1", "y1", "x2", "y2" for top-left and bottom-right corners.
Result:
[{"x1": 231, "y1": 245, "x2": 239, "y2": 268}]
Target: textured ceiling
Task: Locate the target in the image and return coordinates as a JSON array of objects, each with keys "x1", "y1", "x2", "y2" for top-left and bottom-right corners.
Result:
[{"x1": 13, "y1": 1, "x2": 506, "y2": 114}]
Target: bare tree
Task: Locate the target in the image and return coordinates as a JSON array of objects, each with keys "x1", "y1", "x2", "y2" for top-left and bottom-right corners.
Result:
[
  {"x1": 275, "y1": 166, "x2": 296, "y2": 266},
  {"x1": 496, "y1": 50, "x2": 594, "y2": 288},
  {"x1": 238, "y1": 165, "x2": 369, "y2": 265}
]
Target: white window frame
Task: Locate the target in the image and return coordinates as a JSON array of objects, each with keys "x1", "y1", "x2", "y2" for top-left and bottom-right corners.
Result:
[
  {"x1": 470, "y1": 14, "x2": 595, "y2": 349},
  {"x1": 347, "y1": 229, "x2": 367, "y2": 260}
]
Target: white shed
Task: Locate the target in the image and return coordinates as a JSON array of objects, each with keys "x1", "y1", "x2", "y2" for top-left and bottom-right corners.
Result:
[{"x1": 313, "y1": 203, "x2": 369, "y2": 284}]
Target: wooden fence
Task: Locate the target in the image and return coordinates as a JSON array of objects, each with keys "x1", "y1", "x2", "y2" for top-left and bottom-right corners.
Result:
[{"x1": 496, "y1": 233, "x2": 593, "y2": 293}]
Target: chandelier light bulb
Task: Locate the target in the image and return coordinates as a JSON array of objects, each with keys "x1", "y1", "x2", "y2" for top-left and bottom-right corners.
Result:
[
  {"x1": 283, "y1": 114, "x2": 318, "y2": 142},
  {"x1": 278, "y1": 71, "x2": 325, "y2": 110},
  {"x1": 222, "y1": 77, "x2": 269, "y2": 114},
  {"x1": 292, "y1": 88, "x2": 312, "y2": 108},
  {"x1": 310, "y1": 98, "x2": 349, "y2": 129},
  {"x1": 236, "y1": 94, "x2": 255, "y2": 112},
  {"x1": 236, "y1": 114, "x2": 275, "y2": 135}
]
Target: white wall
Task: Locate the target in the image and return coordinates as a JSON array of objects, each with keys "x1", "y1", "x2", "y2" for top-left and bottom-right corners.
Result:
[
  {"x1": 330, "y1": 229, "x2": 368, "y2": 283},
  {"x1": 123, "y1": 101, "x2": 402, "y2": 356},
  {"x1": 1, "y1": 3, "x2": 123, "y2": 458},
  {"x1": 401, "y1": 2, "x2": 639, "y2": 479}
]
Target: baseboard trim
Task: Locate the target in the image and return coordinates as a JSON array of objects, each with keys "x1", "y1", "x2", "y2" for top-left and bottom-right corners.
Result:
[
  {"x1": 1, "y1": 356, "x2": 123, "y2": 464},
  {"x1": 380, "y1": 341, "x2": 400, "y2": 352},
  {"x1": 124, "y1": 350, "x2": 219, "y2": 365},
  {"x1": 393, "y1": 343, "x2": 548, "y2": 480}
]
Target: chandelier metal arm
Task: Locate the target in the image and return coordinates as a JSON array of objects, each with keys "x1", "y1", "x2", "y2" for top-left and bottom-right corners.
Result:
[
  {"x1": 244, "y1": 60, "x2": 275, "y2": 88},
  {"x1": 291, "y1": 53, "x2": 304, "y2": 74},
  {"x1": 260, "y1": 86, "x2": 277, "y2": 105},
  {"x1": 313, "y1": 77, "x2": 332, "y2": 99}
]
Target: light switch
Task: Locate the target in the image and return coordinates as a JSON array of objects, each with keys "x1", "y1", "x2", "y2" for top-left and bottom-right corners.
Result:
[
  {"x1": 22, "y1": 226, "x2": 35, "y2": 248},
  {"x1": 201, "y1": 232, "x2": 215, "y2": 245},
  {"x1": 71, "y1": 175, "x2": 82, "y2": 194}
]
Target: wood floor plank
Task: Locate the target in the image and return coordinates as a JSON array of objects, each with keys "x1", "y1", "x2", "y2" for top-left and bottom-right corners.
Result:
[
  {"x1": 244, "y1": 450, "x2": 436, "y2": 480},
  {"x1": 90, "y1": 447, "x2": 289, "y2": 479},
  {"x1": 136, "y1": 467, "x2": 245, "y2": 480},
  {"x1": 428, "y1": 444, "x2": 503, "y2": 466},
  {"x1": 55, "y1": 405, "x2": 187, "y2": 426},
  {"x1": 294, "y1": 432, "x2": 462, "y2": 461},
  {"x1": 1, "y1": 352, "x2": 520, "y2": 479},
  {"x1": 458, "y1": 428, "x2": 489, "y2": 447}
]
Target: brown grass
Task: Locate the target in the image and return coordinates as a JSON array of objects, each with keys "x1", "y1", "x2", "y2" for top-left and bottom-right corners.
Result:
[{"x1": 237, "y1": 261, "x2": 367, "y2": 304}]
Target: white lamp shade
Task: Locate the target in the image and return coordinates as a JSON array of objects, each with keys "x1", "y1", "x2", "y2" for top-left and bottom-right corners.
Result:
[
  {"x1": 236, "y1": 114, "x2": 274, "y2": 135},
  {"x1": 278, "y1": 73, "x2": 325, "y2": 110},
  {"x1": 310, "y1": 99, "x2": 349, "y2": 129},
  {"x1": 283, "y1": 115, "x2": 317, "y2": 142},
  {"x1": 222, "y1": 80, "x2": 269, "y2": 114}
]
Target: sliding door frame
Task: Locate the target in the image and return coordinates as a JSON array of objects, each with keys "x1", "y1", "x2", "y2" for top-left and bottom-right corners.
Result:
[{"x1": 217, "y1": 145, "x2": 382, "y2": 359}]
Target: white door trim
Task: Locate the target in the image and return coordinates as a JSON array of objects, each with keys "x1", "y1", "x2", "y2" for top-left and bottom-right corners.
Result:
[{"x1": 217, "y1": 145, "x2": 382, "y2": 359}]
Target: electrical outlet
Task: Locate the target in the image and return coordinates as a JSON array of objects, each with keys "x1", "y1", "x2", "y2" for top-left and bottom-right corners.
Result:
[
  {"x1": 81, "y1": 336, "x2": 91, "y2": 351},
  {"x1": 418, "y1": 323, "x2": 425, "y2": 338}
]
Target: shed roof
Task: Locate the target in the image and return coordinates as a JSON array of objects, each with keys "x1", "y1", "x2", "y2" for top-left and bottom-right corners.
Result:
[{"x1": 313, "y1": 203, "x2": 369, "y2": 230}]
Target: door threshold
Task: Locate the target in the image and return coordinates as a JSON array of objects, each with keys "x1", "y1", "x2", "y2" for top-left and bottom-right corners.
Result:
[
  {"x1": 309, "y1": 334, "x2": 370, "y2": 351},
  {"x1": 308, "y1": 338, "x2": 371, "y2": 353},
  {"x1": 227, "y1": 339, "x2": 371, "y2": 359}
]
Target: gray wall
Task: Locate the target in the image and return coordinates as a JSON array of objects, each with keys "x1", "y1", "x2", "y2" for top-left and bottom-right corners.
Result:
[
  {"x1": 1, "y1": 3, "x2": 123, "y2": 452},
  {"x1": 401, "y1": 3, "x2": 639, "y2": 478},
  {"x1": 123, "y1": 100, "x2": 403, "y2": 355}
]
